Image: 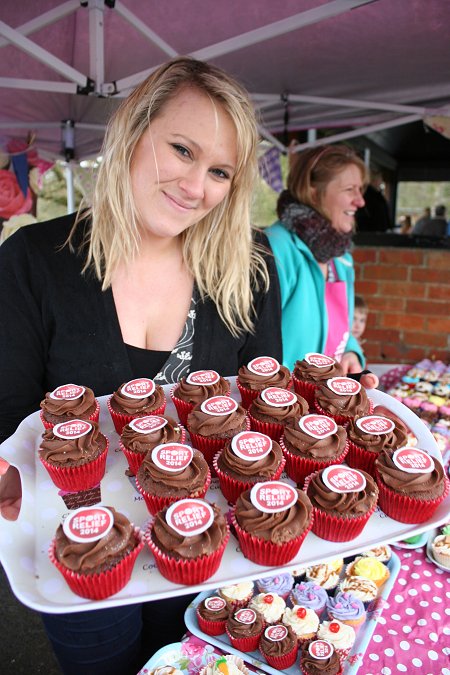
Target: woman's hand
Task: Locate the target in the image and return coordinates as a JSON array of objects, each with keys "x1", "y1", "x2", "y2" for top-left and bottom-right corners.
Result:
[
  {"x1": 0, "y1": 458, "x2": 21, "y2": 521},
  {"x1": 340, "y1": 352, "x2": 379, "y2": 389}
]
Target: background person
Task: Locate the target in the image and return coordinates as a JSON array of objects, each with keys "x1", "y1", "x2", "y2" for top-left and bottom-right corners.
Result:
[
  {"x1": 412, "y1": 204, "x2": 448, "y2": 237},
  {"x1": 0, "y1": 56, "x2": 282, "y2": 675},
  {"x1": 352, "y1": 294, "x2": 369, "y2": 346},
  {"x1": 265, "y1": 144, "x2": 378, "y2": 388},
  {"x1": 355, "y1": 167, "x2": 391, "y2": 232}
]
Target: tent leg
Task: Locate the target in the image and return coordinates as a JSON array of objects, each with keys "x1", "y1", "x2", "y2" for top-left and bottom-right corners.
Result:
[{"x1": 65, "y1": 164, "x2": 75, "y2": 214}]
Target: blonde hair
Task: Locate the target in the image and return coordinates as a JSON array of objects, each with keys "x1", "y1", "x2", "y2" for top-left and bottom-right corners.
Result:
[
  {"x1": 76, "y1": 57, "x2": 268, "y2": 336},
  {"x1": 287, "y1": 144, "x2": 368, "y2": 220}
]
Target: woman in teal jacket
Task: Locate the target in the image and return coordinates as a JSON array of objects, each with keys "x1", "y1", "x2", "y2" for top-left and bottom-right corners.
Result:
[{"x1": 266, "y1": 144, "x2": 376, "y2": 386}]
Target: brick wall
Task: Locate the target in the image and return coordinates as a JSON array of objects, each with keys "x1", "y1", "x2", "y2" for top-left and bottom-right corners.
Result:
[{"x1": 353, "y1": 246, "x2": 450, "y2": 364}]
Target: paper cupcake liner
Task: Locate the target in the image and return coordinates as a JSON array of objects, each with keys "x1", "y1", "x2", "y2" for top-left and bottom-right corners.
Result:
[
  {"x1": 260, "y1": 642, "x2": 298, "y2": 669},
  {"x1": 135, "y1": 469, "x2": 211, "y2": 516},
  {"x1": 49, "y1": 528, "x2": 144, "y2": 600},
  {"x1": 213, "y1": 451, "x2": 286, "y2": 504},
  {"x1": 146, "y1": 525, "x2": 230, "y2": 585},
  {"x1": 187, "y1": 418, "x2": 250, "y2": 468},
  {"x1": 292, "y1": 376, "x2": 317, "y2": 408},
  {"x1": 236, "y1": 381, "x2": 262, "y2": 410},
  {"x1": 345, "y1": 441, "x2": 379, "y2": 476},
  {"x1": 247, "y1": 413, "x2": 284, "y2": 442},
  {"x1": 335, "y1": 647, "x2": 351, "y2": 665},
  {"x1": 39, "y1": 440, "x2": 109, "y2": 491},
  {"x1": 171, "y1": 383, "x2": 232, "y2": 426},
  {"x1": 231, "y1": 510, "x2": 313, "y2": 566},
  {"x1": 199, "y1": 655, "x2": 250, "y2": 675},
  {"x1": 59, "y1": 484, "x2": 102, "y2": 510},
  {"x1": 431, "y1": 545, "x2": 450, "y2": 569},
  {"x1": 218, "y1": 591, "x2": 254, "y2": 610},
  {"x1": 40, "y1": 400, "x2": 100, "y2": 430},
  {"x1": 374, "y1": 469, "x2": 450, "y2": 523},
  {"x1": 226, "y1": 626, "x2": 262, "y2": 652},
  {"x1": 279, "y1": 437, "x2": 349, "y2": 487},
  {"x1": 119, "y1": 426, "x2": 187, "y2": 476},
  {"x1": 196, "y1": 610, "x2": 227, "y2": 636},
  {"x1": 313, "y1": 399, "x2": 374, "y2": 427},
  {"x1": 107, "y1": 396, "x2": 167, "y2": 435},
  {"x1": 295, "y1": 632, "x2": 317, "y2": 646}
]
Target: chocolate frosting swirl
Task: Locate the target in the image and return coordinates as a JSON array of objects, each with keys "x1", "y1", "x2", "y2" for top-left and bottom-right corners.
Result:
[
  {"x1": 120, "y1": 416, "x2": 182, "y2": 455},
  {"x1": 54, "y1": 506, "x2": 137, "y2": 573},
  {"x1": 151, "y1": 501, "x2": 228, "y2": 560},
  {"x1": 136, "y1": 447, "x2": 209, "y2": 497},
  {"x1": 187, "y1": 402, "x2": 247, "y2": 439},
  {"x1": 315, "y1": 383, "x2": 370, "y2": 417},
  {"x1": 110, "y1": 382, "x2": 165, "y2": 415},
  {"x1": 306, "y1": 468, "x2": 378, "y2": 516},
  {"x1": 294, "y1": 359, "x2": 343, "y2": 384},
  {"x1": 347, "y1": 416, "x2": 408, "y2": 454},
  {"x1": 226, "y1": 608, "x2": 264, "y2": 637},
  {"x1": 282, "y1": 419, "x2": 347, "y2": 460},
  {"x1": 237, "y1": 364, "x2": 290, "y2": 391},
  {"x1": 174, "y1": 377, "x2": 230, "y2": 404},
  {"x1": 375, "y1": 448, "x2": 446, "y2": 499},
  {"x1": 234, "y1": 487, "x2": 312, "y2": 543},
  {"x1": 40, "y1": 386, "x2": 97, "y2": 419},
  {"x1": 259, "y1": 624, "x2": 297, "y2": 657},
  {"x1": 39, "y1": 421, "x2": 106, "y2": 466},
  {"x1": 216, "y1": 438, "x2": 283, "y2": 480},
  {"x1": 249, "y1": 392, "x2": 308, "y2": 425},
  {"x1": 301, "y1": 639, "x2": 341, "y2": 674},
  {"x1": 197, "y1": 597, "x2": 229, "y2": 622}
]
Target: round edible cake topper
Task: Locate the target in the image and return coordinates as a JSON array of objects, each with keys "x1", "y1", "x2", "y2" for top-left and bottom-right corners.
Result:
[
  {"x1": 231, "y1": 431, "x2": 272, "y2": 461},
  {"x1": 250, "y1": 481, "x2": 298, "y2": 513},
  {"x1": 204, "y1": 596, "x2": 227, "y2": 612},
  {"x1": 264, "y1": 624, "x2": 288, "y2": 642},
  {"x1": 200, "y1": 396, "x2": 238, "y2": 416},
  {"x1": 53, "y1": 419, "x2": 92, "y2": 439},
  {"x1": 151, "y1": 443, "x2": 194, "y2": 472},
  {"x1": 392, "y1": 447, "x2": 434, "y2": 474},
  {"x1": 247, "y1": 356, "x2": 280, "y2": 376},
  {"x1": 304, "y1": 353, "x2": 336, "y2": 368},
  {"x1": 186, "y1": 370, "x2": 220, "y2": 386},
  {"x1": 129, "y1": 416, "x2": 167, "y2": 434},
  {"x1": 326, "y1": 377, "x2": 361, "y2": 395},
  {"x1": 63, "y1": 506, "x2": 114, "y2": 543},
  {"x1": 121, "y1": 378, "x2": 155, "y2": 398},
  {"x1": 165, "y1": 499, "x2": 214, "y2": 537},
  {"x1": 50, "y1": 384, "x2": 85, "y2": 400},
  {"x1": 299, "y1": 414, "x2": 338, "y2": 439},
  {"x1": 322, "y1": 465, "x2": 367, "y2": 493},
  {"x1": 260, "y1": 387, "x2": 297, "y2": 407},
  {"x1": 234, "y1": 608, "x2": 257, "y2": 624},
  {"x1": 308, "y1": 640, "x2": 334, "y2": 659},
  {"x1": 355, "y1": 415, "x2": 395, "y2": 435}
]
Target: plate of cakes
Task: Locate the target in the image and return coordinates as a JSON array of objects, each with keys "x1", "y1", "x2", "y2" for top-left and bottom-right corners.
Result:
[{"x1": 0, "y1": 363, "x2": 448, "y2": 614}]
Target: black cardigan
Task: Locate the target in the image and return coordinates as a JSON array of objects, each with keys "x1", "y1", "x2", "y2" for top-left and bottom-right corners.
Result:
[{"x1": 0, "y1": 214, "x2": 282, "y2": 442}]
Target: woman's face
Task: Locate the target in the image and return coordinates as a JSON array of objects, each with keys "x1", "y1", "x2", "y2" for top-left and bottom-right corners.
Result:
[
  {"x1": 131, "y1": 86, "x2": 238, "y2": 241},
  {"x1": 318, "y1": 164, "x2": 365, "y2": 233}
]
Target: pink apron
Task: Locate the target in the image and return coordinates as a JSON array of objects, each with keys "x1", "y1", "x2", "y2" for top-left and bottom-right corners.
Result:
[{"x1": 324, "y1": 261, "x2": 349, "y2": 362}]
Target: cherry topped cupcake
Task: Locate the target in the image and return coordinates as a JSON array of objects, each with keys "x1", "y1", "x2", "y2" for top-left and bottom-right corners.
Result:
[
  {"x1": 108, "y1": 378, "x2": 166, "y2": 434},
  {"x1": 40, "y1": 383, "x2": 99, "y2": 429},
  {"x1": 171, "y1": 370, "x2": 230, "y2": 425},
  {"x1": 237, "y1": 356, "x2": 291, "y2": 409},
  {"x1": 314, "y1": 377, "x2": 372, "y2": 426}
]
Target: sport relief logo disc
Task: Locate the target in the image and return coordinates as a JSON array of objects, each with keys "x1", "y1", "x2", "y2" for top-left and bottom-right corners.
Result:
[
  {"x1": 231, "y1": 431, "x2": 272, "y2": 461},
  {"x1": 305, "y1": 353, "x2": 336, "y2": 368},
  {"x1": 260, "y1": 387, "x2": 297, "y2": 408},
  {"x1": 327, "y1": 377, "x2": 361, "y2": 396},
  {"x1": 299, "y1": 414, "x2": 338, "y2": 439},
  {"x1": 392, "y1": 447, "x2": 434, "y2": 474},
  {"x1": 50, "y1": 384, "x2": 85, "y2": 400},
  {"x1": 234, "y1": 608, "x2": 257, "y2": 624},
  {"x1": 264, "y1": 624, "x2": 288, "y2": 642},
  {"x1": 200, "y1": 396, "x2": 238, "y2": 416},
  {"x1": 53, "y1": 419, "x2": 92, "y2": 439},
  {"x1": 121, "y1": 378, "x2": 155, "y2": 399},
  {"x1": 186, "y1": 370, "x2": 220, "y2": 386},
  {"x1": 322, "y1": 465, "x2": 367, "y2": 493},
  {"x1": 63, "y1": 506, "x2": 114, "y2": 543},
  {"x1": 165, "y1": 499, "x2": 214, "y2": 537},
  {"x1": 204, "y1": 596, "x2": 227, "y2": 612},
  {"x1": 151, "y1": 443, "x2": 194, "y2": 472},
  {"x1": 250, "y1": 481, "x2": 298, "y2": 513},
  {"x1": 129, "y1": 416, "x2": 167, "y2": 434},
  {"x1": 355, "y1": 415, "x2": 395, "y2": 435},
  {"x1": 308, "y1": 640, "x2": 334, "y2": 659},
  {"x1": 247, "y1": 356, "x2": 280, "y2": 377}
]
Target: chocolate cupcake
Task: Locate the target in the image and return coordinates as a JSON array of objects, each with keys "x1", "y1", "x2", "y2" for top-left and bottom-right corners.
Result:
[
  {"x1": 292, "y1": 353, "x2": 344, "y2": 406},
  {"x1": 346, "y1": 414, "x2": 408, "y2": 475},
  {"x1": 108, "y1": 378, "x2": 166, "y2": 434},
  {"x1": 196, "y1": 595, "x2": 229, "y2": 636},
  {"x1": 171, "y1": 370, "x2": 230, "y2": 426},
  {"x1": 248, "y1": 387, "x2": 308, "y2": 441},
  {"x1": 226, "y1": 607, "x2": 265, "y2": 652},
  {"x1": 120, "y1": 414, "x2": 185, "y2": 475},
  {"x1": 314, "y1": 377, "x2": 372, "y2": 426},
  {"x1": 40, "y1": 383, "x2": 99, "y2": 429},
  {"x1": 237, "y1": 356, "x2": 291, "y2": 409}
]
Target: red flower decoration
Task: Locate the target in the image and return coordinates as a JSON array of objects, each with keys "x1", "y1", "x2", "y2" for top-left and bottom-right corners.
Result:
[{"x1": 0, "y1": 169, "x2": 32, "y2": 220}]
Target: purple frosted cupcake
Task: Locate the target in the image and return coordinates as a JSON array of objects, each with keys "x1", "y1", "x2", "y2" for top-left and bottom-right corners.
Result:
[
  {"x1": 326, "y1": 591, "x2": 366, "y2": 630},
  {"x1": 256, "y1": 573, "x2": 294, "y2": 600},
  {"x1": 290, "y1": 581, "x2": 328, "y2": 617}
]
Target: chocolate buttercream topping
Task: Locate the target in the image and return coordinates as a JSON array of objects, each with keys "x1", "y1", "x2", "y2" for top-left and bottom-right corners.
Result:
[
  {"x1": 249, "y1": 393, "x2": 308, "y2": 424},
  {"x1": 306, "y1": 468, "x2": 378, "y2": 516},
  {"x1": 301, "y1": 639, "x2": 341, "y2": 674},
  {"x1": 375, "y1": 448, "x2": 446, "y2": 499},
  {"x1": 54, "y1": 506, "x2": 136, "y2": 573},
  {"x1": 136, "y1": 447, "x2": 209, "y2": 497},
  {"x1": 151, "y1": 501, "x2": 228, "y2": 560},
  {"x1": 259, "y1": 624, "x2": 297, "y2": 657},
  {"x1": 39, "y1": 422, "x2": 106, "y2": 466},
  {"x1": 226, "y1": 608, "x2": 264, "y2": 637},
  {"x1": 293, "y1": 359, "x2": 343, "y2": 384},
  {"x1": 347, "y1": 417, "x2": 407, "y2": 453},
  {"x1": 187, "y1": 403, "x2": 247, "y2": 439},
  {"x1": 110, "y1": 382, "x2": 165, "y2": 415},
  {"x1": 197, "y1": 598, "x2": 229, "y2": 622},
  {"x1": 217, "y1": 438, "x2": 283, "y2": 480},
  {"x1": 282, "y1": 419, "x2": 347, "y2": 460},
  {"x1": 120, "y1": 416, "x2": 182, "y2": 455},
  {"x1": 174, "y1": 377, "x2": 230, "y2": 404},
  {"x1": 237, "y1": 364, "x2": 290, "y2": 391},
  {"x1": 234, "y1": 487, "x2": 312, "y2": 543},
  {"x1": 315, "y1": 383, "x2": 370, "y2": 417},
  {"x1": 40, "y1": 386, "x2": 97, "y2": 419}
]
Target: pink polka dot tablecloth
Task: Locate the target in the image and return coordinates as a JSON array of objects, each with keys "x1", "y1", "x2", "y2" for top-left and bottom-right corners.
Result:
[{"x1": 360, "y1": 546, "x2": 449, "y2": 675}]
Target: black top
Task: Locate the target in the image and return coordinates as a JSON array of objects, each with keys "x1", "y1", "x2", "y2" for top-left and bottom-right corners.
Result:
[
  {"x1": 125, "y1": 344, "x2": 171, "y2": 379},
  {"x1": 0, "y1": 213, "x2": 282, "y2": 442}
]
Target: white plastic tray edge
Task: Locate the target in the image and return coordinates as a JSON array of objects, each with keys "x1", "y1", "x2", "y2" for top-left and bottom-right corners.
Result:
[{"x1": 184, "y1": 552, "x2": 401, "y2": 675}]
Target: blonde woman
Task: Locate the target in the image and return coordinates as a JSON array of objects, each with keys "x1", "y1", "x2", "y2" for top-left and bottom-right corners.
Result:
[{"x1": 0, "y1": 57, "x2": 281, "y2": 674}]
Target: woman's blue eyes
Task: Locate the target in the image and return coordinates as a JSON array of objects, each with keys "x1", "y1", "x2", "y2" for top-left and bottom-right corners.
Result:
[{"x1": 171, "y1": 144, "x2": 229, "y2": 179}]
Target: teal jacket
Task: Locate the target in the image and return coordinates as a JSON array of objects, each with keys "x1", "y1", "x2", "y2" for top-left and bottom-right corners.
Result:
[{"x1": 265, "y1": 221, "x2": 365, "y2": 371}]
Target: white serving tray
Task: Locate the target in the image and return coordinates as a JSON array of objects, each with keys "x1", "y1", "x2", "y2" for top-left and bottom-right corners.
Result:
[
  {"x1": 0, "y1": 380, "x2": 448, "y2": 614},
  {"x1": 184, "y1": 552, "x2": 401, "y2": 675}
]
